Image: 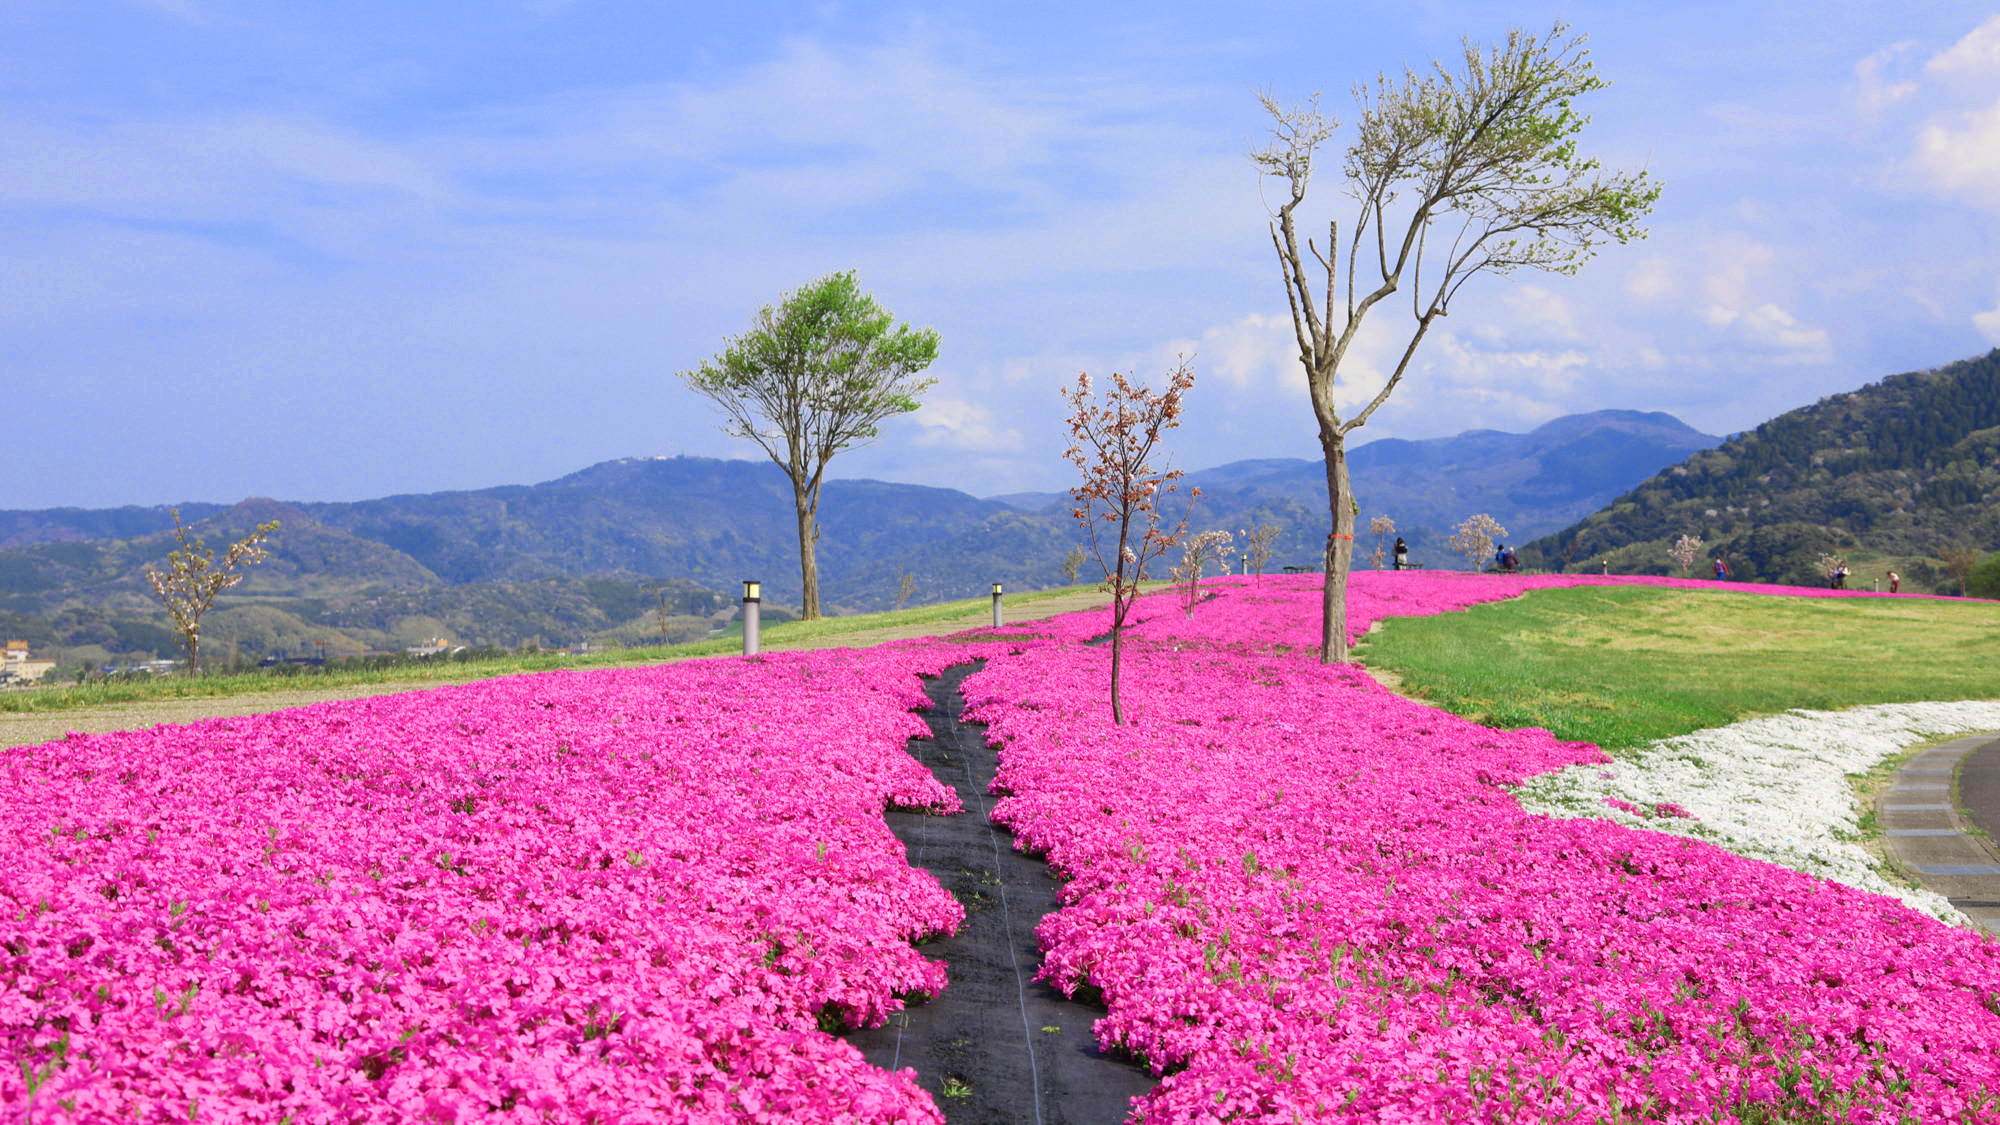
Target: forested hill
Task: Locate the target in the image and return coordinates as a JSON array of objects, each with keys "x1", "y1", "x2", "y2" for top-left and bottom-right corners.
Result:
[
  {"x1": 1525, "y1": 351, "x2": 2000, "y2": 587},
  {"x1": 0, "y1": 408, "x2": 1726, "y2": 665}
]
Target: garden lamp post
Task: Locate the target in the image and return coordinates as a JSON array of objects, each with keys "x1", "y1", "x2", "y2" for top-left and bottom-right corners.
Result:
[
  {"x1": 991, "y1": 582, "x2": 1004, "y2": 627},
  {"x1": 742, "y1": 580, "x2": 761, "y2": 657}
]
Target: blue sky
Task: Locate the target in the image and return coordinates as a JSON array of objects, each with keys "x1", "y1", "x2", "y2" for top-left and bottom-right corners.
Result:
[{"x1": 8, "y1": 0, "x2": 2000, "y2": 508}]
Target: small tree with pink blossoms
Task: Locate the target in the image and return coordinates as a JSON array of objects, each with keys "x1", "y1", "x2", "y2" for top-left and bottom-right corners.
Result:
[{"x1": 1063, "y1": 359, "x2": 1199, "y2": 725}]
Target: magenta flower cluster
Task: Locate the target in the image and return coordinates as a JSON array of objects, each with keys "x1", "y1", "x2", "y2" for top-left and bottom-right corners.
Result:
[
  {"x1": 966, "y1": 573, "x2": 2000, "y2": 1121},
  {"x1": 0, "y1": 644, "x2": 1006, "y2": 1122},
  {"x1": 3, "y1": 568, "x2": 1987, "y2": 1122}
]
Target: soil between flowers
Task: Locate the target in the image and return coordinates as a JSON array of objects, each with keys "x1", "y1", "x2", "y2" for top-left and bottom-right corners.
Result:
[{"x1": 844, "y1": 661, "x2": 1156, "y2": 1125}]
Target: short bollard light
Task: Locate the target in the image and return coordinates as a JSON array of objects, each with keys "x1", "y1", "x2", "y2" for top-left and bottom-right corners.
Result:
[
  {"x1": 741, "y1": 580, "x2": 761, "y2": 657},
  {"x1": 991, "y1": 581, "x2": 1004, "y2": 628}
]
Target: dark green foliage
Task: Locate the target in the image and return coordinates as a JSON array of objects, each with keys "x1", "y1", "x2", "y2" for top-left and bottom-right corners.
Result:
[
  {"x1": 1530, "y1": 352, "x2": 2000, "y2": 578},
  {"x1": 1715, "y1": 523, "x2": 1845, "y2": 587},
  {"x1": 110, "y1": 620, "x2": 179, "y2": 656},
  {"x1": 0, "y1": 556, "x2": 54, "y2": 596},
  {"x1": 1970, "y1": 553, "x2": 2000, "y2": 600},
  {"x1": 582, "y1": 578, "x2": 648, "y2": 623},
  {"x1": 0, "y1": 503, "x2": 227, "y2": 550}
]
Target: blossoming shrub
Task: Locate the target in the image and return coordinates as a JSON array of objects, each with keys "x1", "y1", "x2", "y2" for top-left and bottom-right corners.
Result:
[
  {"x1": 970, "y1": 573, "x2": 2000, "y2": 1122},
  {"x1": 0, "y1": 644, "x2": 988, "y2": 1122}
]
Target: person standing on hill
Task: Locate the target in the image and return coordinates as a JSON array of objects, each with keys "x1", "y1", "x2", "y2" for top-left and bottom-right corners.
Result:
[
  {"x1": 1393, "y1": 537, "x2": 1409, "y2": 571},
  {"x1": 1714, "y1": 556, "x2": 1730, "y2": 581},
  {"x1": 1888, "y1": 570, "x2": 1901, "y2": 594}
]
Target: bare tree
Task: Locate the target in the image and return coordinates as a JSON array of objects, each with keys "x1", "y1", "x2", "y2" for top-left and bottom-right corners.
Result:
[
  {"x1": 652, "y1": 583, "x2": 673, "y2": 645},
  {"x1": 144, "y1": 509, "x2": 279, "y2": 677},
  {"x1": 1668, "y1": 534, "x2": 1704, "y2": 578},
  {"x1": 893, "y1": 566, "x2": 917, "y2": 611},
  {"x1": 1243, "y1": 523, "x2": 1281, "y2": 581},
  {"x1": 1450, "y1": 514, "x2": 1506, "y2": 573},
  {"x1": 1063, "y1": 360, "x2": 1199, "y2": 725},
  {"x1": 1253, "y1": 24, "x2": 1659, "y2": 660},
  {"x1": 677, "y1": 271, "x2": 939, "y2": 620}
]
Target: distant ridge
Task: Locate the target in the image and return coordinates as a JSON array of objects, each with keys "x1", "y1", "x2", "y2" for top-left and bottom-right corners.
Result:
[
  {"x1": 0, "y1": 409, "x2": 1719, "y2": 662},
  {"x1": 1525, "y1": 352, "x2": 2000, "y2": 588}
]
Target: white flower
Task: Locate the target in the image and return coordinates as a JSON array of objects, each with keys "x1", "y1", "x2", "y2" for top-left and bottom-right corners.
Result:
[{"x1": 1515, "y1": 701, "x2": 2000, "y2": 924}]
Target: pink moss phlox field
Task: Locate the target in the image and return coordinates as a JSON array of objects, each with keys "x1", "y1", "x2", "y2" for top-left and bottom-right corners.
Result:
[
  {"x1": 968, "y1": 573, "x2": 2000, "y2": 1122},
  {"x1": 0, "y1": 642, "x2": 1009, "y2": 1123}
]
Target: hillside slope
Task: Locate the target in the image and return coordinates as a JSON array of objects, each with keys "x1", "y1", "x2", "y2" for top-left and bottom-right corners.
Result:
[
  {"x1": 1000, "y1": 410, "x2": 1721, "y2": 569},
  {"x1": 1525, "y1": 352, "x2": 2000, "y2": 587},
  {"x1": 0, "y1": 408, "x2": 1722, "y2": 665}
]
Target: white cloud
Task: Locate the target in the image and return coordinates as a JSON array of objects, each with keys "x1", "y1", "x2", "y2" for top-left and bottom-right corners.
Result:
[
  {"x1": 1624, "y1": 257, "x2": 1677, "y2": 302},
  {"x1": 1703, "y1": 302, "x2": 1834, "y2": 364},
  {"x1": 1972, "y1": 291, "x2": 2000, "y2": 342},
  {"x1": 1854, "y1": 42, "x2": 1919, "y2": 120},
  {"x1": 1911, "y1": 99, "x2": 2000, "y2": 208},
  {"x1": 910, "y1": 391, "x2": 1024, "y2": 453},
  {"x1": 1701, "y1": 236, "x2": 1776, "y2": 309},
  {"x1": 1186, "y1": 312, "x2": 1297, "y2": 389},
  {"x1": 1924, "y1": 16, "x2": 2000, "y2": 85},
  {"x1": 1894, "y1": 17, "x2": 2000, "y2": 212}
]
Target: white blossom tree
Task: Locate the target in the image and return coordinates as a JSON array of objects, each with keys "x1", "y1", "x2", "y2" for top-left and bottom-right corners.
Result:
[
  {"x1": 1174, "y1": 530, "x2": 1235, "y2": 616},
  {"x1": 145, "y1": 510, "x2": 280, "y2": 677},
  {"x1": 1668, "y1": 535, "x2": 1704, "y2": 578},
  {"x1": 1450, "y1": 514, "x2": 1506, "y2": 573}
]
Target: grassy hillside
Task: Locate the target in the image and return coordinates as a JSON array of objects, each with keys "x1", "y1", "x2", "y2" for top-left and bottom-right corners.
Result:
[
  {"x1": 0, "y1": 582, "x2": 1113, "y2": 714},
  {"x1": 1525, "y1": 352, "x2": 2000, "y2": 588},
  {"x1": 1355, "y1": 585, "x2": 2000, "y2": 751}
]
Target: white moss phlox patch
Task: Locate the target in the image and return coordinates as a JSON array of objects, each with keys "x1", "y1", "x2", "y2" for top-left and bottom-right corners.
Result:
[{"x1": 1514, "y1": 701, "x2": 2000, "y2": 924}]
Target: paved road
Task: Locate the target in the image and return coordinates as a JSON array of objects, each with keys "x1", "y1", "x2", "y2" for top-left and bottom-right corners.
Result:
[{"x1": 1876, "y1": 732, "x2": 2000, "y2": 932}]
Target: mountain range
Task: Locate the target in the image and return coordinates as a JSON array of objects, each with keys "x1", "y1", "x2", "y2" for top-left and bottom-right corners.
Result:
[
  {"x1": 0, "y1": 408, "x2": 1720, "y2": 665},
  {"x1": 1525, "y1": 351, "x2": 2000, "y2": 590}
]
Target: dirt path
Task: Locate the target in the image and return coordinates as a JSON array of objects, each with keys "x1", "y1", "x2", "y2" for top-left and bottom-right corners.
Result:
[
  {"x1": 843, "y1": 661, "x2": 1155, "y2": 1122},
  {"x1": 0, "y1": 590, "x2": 1116, "y2": 750}
]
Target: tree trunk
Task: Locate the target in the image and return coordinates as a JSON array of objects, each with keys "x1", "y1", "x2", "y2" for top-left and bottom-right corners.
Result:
[
  {"x1": 792, "y1": 490, "x2": 822, "y2": 620},
  {"x1": 1109, "y1": 620, "x2": 1125, "y2": 725},
  {"x1": 1319, "y1": 437, "x2": 1355, "y2": 664},
  {"x1": 187, "y1": 632, "x2": 200, "y2": 678}
]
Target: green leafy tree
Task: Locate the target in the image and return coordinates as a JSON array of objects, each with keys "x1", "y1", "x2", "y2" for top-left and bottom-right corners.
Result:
[
  {"x1": 1254, "y1": 24, "x2": 1659, "y2": 661},
  {"x1": 1059, "y1": 546, "x2": 1086, "y2": 585},
  {"x1": 677, "y1": 271, "x2": 939, "y2": 620},
  {"x1": 1940, "y1": 543, "x2": 1983, "y2": 597},
  {"x1": 1966, "y1": 552, "x2": 2000, "y2": 600},
  {"x1": 143, "y1": 509, "x2": 279, "y2": 677}
]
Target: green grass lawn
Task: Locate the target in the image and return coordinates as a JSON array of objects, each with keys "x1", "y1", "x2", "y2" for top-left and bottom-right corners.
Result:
[
  {"x1": 1353, "y1": 585, "x2": 2000, "y2": 752},
  {"x1": 0, "y1": 583, "x2": 1124, "y2": 715}
]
